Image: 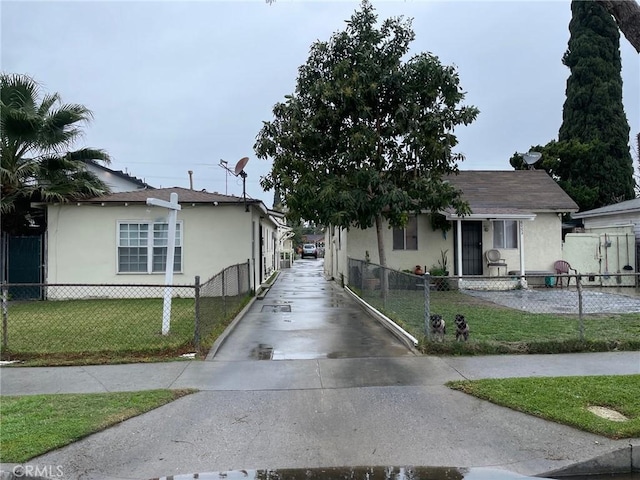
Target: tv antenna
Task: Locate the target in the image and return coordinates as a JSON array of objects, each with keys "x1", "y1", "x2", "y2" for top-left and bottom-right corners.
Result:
[
  {"x1": 219, "y1": 157, "x2": 250, "y2": 211},
  {"x1": 521, "y1": 151, "x2": 542, "y2": 170},
  {"x1": 218, "y1": 160, "x2": 229, "y2": 194}
]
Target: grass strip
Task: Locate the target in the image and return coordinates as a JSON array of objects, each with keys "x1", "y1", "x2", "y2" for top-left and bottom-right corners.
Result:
[
  {"x1": 0, "y1": 294, "x2": 251, "y2": 365},
  {"x1": 357, "y1": 289, "x2": 640, "y2": 354},
  {"x1": 447, "y1": 374, "x2": 640, "y2": 439},
  {"x1": 0, "y1": 389, "x2": 196, "y2": 463}
]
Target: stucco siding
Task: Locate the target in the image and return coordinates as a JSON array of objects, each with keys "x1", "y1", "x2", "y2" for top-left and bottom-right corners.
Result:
[
  {"x1": 345, "y1": 216, "x2": 451, "y2": 273},
  {"x1": 563, "y1": 228, "x2": 636, "y2": 287},
  {"x1": 514, "y1": 213, "x2": 561, "y2": 272},
  {"x1": 327, "y1": 212, "x2": 564, "y2": 281},
  {"x1": 47, "y1": 203, "x2": 255, "y2": 286}
]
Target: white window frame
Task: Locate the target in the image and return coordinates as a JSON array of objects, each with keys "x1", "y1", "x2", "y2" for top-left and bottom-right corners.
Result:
[
  {"x1": 493, "y1": 220, "x2": 518, "y2": 249},
  {"x1": 393, "y1": 215, "x2": 418, "y2": 250},
  {"x1": 117, "y1": 221, "x2": 183, "y2": 274}
]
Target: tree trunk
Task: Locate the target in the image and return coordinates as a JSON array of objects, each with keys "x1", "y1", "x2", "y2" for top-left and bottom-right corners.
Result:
[
  {"x1": 375, "y1": 214, "x2": 386, "y2": 268},
  {"x1": 596, "y1": 0, "x2": 640, "y2": 53},
  {"x1": 374, "y1": 214, "x2": 389, "y2": 301}
]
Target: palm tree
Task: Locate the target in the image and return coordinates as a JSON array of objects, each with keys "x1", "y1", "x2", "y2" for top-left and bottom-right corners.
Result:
[{"x1": 1, "y1": 73, "x2": 111, "y2": 234}]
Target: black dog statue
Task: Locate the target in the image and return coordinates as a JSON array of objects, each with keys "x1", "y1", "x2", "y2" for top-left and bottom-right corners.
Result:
[
  {"x1": 454, "y1": 314, "x2": 469, "y2": 341},
  {"x1": 430, "y1": 314, "x2": 446, "y2": 342}
]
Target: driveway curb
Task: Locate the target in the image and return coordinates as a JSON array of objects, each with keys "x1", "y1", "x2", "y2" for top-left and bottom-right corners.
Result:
[
  {"x1": 344, "y1": 286, "x2": 420, "y2": 352},
  {"x1": 204, "y1": 296, "x2": 258, "y2": 361},
  {"x1": 543, "y1": 442, "x2": 639, "y2": 476}
]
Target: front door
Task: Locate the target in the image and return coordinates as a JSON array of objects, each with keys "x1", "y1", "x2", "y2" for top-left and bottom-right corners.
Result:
[{"x1": 454, "y1": 222, "x2": 483, "y2": 275}]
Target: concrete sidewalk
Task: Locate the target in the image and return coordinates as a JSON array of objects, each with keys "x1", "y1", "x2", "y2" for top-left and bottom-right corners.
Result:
[{"x1": 0, "y1": 351, "x2": 638, "y2": 396}]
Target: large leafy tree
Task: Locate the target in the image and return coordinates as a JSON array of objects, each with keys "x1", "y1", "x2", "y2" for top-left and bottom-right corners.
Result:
[
  {"x1": 558, "y1": 0, "x2": 635, "y2": 209},
  {"x1": 1, "y1": 73, "x2": 111, "y2": 234},
  {"x1": 255, "y1": 1, "x2": 478, "y2": 268}
]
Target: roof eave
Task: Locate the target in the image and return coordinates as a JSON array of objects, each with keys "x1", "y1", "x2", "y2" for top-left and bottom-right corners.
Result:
[
  {"x1": 572, "y1": 207, "x2": 640, "y2": 219},
  {"x1": 445, "y1": 212, "x2": 537, "y2": 221}
]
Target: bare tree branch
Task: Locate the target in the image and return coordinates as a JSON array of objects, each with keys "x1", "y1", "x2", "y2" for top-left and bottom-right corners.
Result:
[{"x1": 596, "y1": 0, "x2": 640, "y2": 53}]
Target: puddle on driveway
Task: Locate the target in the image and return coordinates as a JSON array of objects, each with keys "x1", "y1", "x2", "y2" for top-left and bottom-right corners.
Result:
[
  {"x1": 153, "y1": 466, "x2": 555, "y2": 479},
  {"x1": 250, "y1": 343, "x2": 273, "y2": 360},
  {"x1": 261, "y1": 304, "x2": 292, "y2": 313}
]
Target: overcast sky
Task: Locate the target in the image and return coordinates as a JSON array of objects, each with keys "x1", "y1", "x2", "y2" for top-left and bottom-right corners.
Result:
[{"x1": 2, "y1": 0, "x2": 638, "y2": 206}]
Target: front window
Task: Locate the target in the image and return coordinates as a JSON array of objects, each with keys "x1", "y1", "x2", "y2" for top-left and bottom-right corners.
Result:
[
  {"x1": 493, "y1": 220, "x2": 517, "y2": 248},
  {"x1": 118, "y1": 221, "x2": 182, "y2": 273},
  {"x1": 393, "y1": 215, "x2": 418, "y2": 250}
]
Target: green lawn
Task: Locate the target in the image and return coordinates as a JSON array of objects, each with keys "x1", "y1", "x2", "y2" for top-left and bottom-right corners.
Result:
[
  {"x1": 358, "y1": 289, "x2": 640, "y2": 354},
  {"x1": 0, "y1": 295, "x2": 251, "y2": 365},
  {"x1": 448, "y1": 375, "x2": 640, "y2": 439},
  {"x1": 0, "y1": 389, "x2": 196, "y2": 463}
]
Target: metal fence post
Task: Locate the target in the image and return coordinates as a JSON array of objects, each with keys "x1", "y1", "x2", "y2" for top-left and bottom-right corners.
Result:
[
  {"x1": 577, "y1": 274, "x2": 584, "y2": 341},
  {"x1": 247, "y1": 259, "x2": 251, "y2": 295},
  {"x1": 424, "y1": 273, "x2": 431, "y2": 341},
  {"x1": 382, "y1": 265, "x2": 388, "y2": 310},
  {"x1": 2, "y1": 282, "x2": 8, "y2": 349},
  {"x1": 194, "y1": 276, "x2": 201, "y2": 350},
  {"x1": 222, "y1": 268, "x2": 227, "y2": 318}
]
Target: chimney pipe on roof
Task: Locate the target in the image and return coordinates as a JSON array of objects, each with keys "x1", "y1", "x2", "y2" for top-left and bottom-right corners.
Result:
[{"x1": 188, "y1": 170, "x2": 194, "y2": 190}]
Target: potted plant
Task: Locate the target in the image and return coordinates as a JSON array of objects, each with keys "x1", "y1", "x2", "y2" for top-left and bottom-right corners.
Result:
[
  {"x1": 438, "y1": 249, "x2": 449, "y2": 276},
  {"x1": 429, "y1": 250, "x2": 450, "y2": 290}
]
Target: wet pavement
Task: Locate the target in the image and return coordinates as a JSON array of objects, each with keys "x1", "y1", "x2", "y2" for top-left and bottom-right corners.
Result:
[
  {"x1": 463, "y1": 286, "x2": 640, "y2": 314},
  {"x1": 1, "y1": 258, "x2": 639, "y2": 480},
  {"x1": 211, "y1": 259, "x2": 413, "y2": 361},
  {"x1": 152, "y1": 465, "x2": 559, "y2": 479}
]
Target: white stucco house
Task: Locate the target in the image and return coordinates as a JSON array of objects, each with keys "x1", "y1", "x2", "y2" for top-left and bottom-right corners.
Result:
[
  {"x1": 3, "y1": 162, "x2": 154, "y2": 300},
  {"x1": 324, "y1": 170, "x2": 579, "y2": 283},
  {"x1": 45, "y1": 187, "x2": 282, "y2": 296}
]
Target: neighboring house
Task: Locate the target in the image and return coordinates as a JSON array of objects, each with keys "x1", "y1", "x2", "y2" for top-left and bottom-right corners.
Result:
[
  {"x1": 3, "y1": 163, "x2": 154, "y2": 300},
  {"x1": 324, "y1": 170, "x2": 579, "y2": 283},
  {"x1": 84, "y1": 160, "x2": 154, "y2": 193},
  {"x1": 563, "y1": 198, "x2": 639, "y2": 284},
  {"x1": 571, "y1": 197, "x2": 640, "y2": 239},
  {"x1": 46, "y1": 187, "x2": 281, "y2": 297}
]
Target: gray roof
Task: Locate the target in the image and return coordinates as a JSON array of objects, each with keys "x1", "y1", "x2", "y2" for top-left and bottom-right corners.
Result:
[
  {"x1": 572, "y1": 197, "x2": 640, "y2": 219},
  {"x1": 446, "y1": 170, "x2": 579, "y2": 214},
  {"x1": 85, "y1": 160, "x2": 154, "y2": 189},
  {"x1": 79, "y1": 186, "x2": 260, "y2": 205}
]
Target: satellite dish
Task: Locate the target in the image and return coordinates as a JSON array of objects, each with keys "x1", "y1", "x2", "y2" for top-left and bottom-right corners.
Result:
[
  {"x1": 234, "y1": 157, "x2": 249, "y2": 176},
  {"x1": 522, "y1": 151, "x2": 542, "y2": 167}
]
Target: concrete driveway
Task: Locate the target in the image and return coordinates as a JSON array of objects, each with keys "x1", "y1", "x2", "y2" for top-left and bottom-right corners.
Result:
[{"x1": 212, "y1": 257, "x2": 413, "y2": 362}]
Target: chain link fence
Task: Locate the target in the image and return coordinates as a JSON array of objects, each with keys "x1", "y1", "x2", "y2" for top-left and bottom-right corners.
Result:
[
  {"x1": 347, "y1": 258, "x2": 640, "y2": 350},
  {"x1": 196, "y1": 261, "x2": 251, "y2": 347},
  {"x1": 1, "y1": 262, "x2": 252, "y2": 362}
]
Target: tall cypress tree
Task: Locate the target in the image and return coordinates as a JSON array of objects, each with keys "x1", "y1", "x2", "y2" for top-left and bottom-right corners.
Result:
[{"x1": 558, "y1": 0, "x2": 635, "y2": 210}]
